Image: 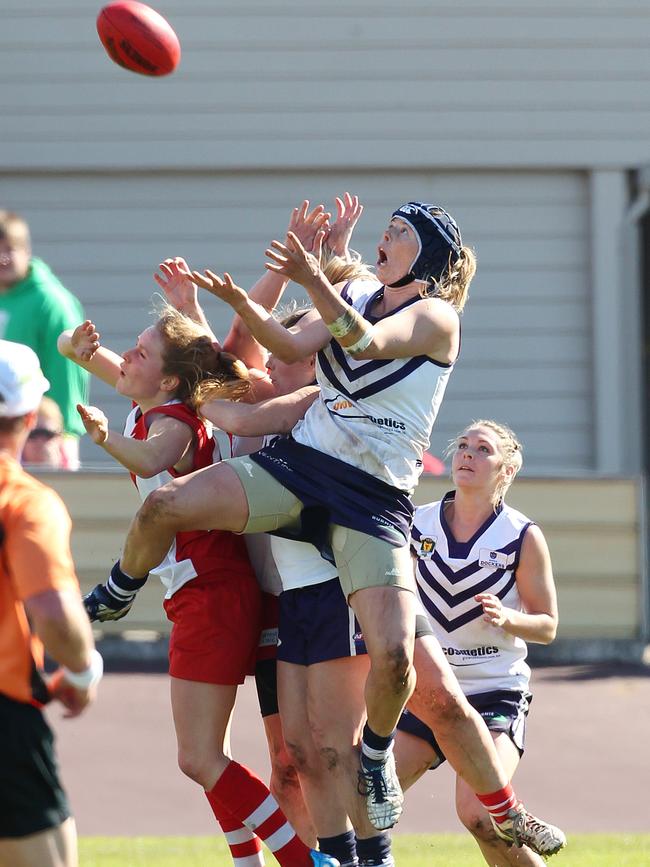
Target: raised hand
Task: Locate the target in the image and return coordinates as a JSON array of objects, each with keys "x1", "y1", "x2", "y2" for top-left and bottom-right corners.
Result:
[
  {"x1": 324, "y1": 192, "x2": 364, "y2": 260},
  {"x1": 287, "y1": 200, "x2": 331, "y2": 255},
  {"x1": 70, "y1": 320, "x2": 100, "y2": 362},
  {"x1": 188, "y1": 269, "x2": 250, "y2": 311},
  {"x1": 475, "y1": 592, "x2": 508, "y2": 628},
  {"x1": 154, "y1": 257, "x2": 199, "y2": 312},
  {"x1": 76, "y1": 403, "x2": 109, "y2": 445},
  {"x1": 265, "y1": 231, "x2": 325, "y2": 289}
]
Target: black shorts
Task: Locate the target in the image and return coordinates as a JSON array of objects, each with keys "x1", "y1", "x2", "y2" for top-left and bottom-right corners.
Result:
[
  {"x1": 398, "y1": 688, "x2": 533, "y2": 770},
  {"x1": 0, "y1": 693, "x2": 70, "y2": 838},
  {"x1": 255, "y1": 658, "x2": 279, "y2": 718}
]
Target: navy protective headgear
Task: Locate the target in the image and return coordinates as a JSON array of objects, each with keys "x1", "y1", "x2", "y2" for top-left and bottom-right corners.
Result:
[{"x1": 389, "y1": 202, "x2": 462, "y2": 288}]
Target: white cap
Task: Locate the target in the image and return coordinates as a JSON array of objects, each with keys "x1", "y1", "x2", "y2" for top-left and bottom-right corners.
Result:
[{"x1": 0, "y1": 340, "x2": 50, "y2": 417}]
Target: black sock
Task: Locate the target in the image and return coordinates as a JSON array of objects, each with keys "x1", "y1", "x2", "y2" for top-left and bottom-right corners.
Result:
[
  {"x1": 361, "y1": 722, "x2": 395, "y2": 765},
  {"x1": 318, "y1": 830, "x2": 358, "y2": 867},
  {"x1": 356, "y1": 833, "x2": 392, "y2": 866}
]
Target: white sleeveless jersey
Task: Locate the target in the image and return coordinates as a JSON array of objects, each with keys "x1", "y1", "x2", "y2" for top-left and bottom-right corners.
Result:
[
  {"x1": 233, "y1": 434, "x2": 337, "y2": 594},
  {"x1": 292, "y1": 279, "x2": 455, "y2": 492},
  {"x1": 411, "y1": 494, "x2": 533, "y2": 695}
]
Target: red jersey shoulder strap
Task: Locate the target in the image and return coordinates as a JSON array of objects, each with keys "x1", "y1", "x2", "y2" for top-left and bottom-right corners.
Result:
[{"x1": 140, "y1": 403, "x2": 216, "y2": 472}]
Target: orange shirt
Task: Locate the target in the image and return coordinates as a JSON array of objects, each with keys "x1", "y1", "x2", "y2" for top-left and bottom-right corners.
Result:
[{"x1": 0, "y1": 453, "x2": 80, "y2": 704}]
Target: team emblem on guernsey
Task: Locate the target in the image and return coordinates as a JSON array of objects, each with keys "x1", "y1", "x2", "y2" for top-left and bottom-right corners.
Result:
[
  {"x1": 479, "y1": 548, "x2": 508, "y2": 569},
  {"x1": 418, "y1": 536, "x2": 437, "y2": 559}
]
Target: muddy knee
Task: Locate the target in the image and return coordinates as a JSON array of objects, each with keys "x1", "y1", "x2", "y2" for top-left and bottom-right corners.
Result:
[
  {"x1": 270, "y1": 754, "x2": 302, "y2": 799},
  {"x1": 373, "y1": 642, "x2": 414, "y2": 696},
  {"x1": 139, "y1": 487, "x2": 176, "y2": 529},
  {"x1": 415, "y1": 684, "x2": 468, "y2": 728},
  {"x1": 458, "y1": 805, "x2": 498, "y2": 843}
]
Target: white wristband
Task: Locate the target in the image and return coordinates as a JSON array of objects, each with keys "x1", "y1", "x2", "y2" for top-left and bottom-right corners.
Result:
[{"x1": 62, "y1": 649, "x2": 104, "y2": 690}]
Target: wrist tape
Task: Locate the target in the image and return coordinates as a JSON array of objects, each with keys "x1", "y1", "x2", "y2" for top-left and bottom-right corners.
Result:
[
  {"x1": 345, "y1": 326, "x2": 374, "y2": 356},
  {"x1": 327, "y1": 308, "x2": 358, "y2": 339},
  {"x1": 107, "y1": 561, "x2": 148, "y2": 602},
  {"x1": 62, "y1": 649, "x2": 104, "y2": 690}
]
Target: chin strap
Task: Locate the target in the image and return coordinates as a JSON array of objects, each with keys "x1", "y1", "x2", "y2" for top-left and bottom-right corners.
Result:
[{"x1": 387, "y1": 271, "x2": 416, "y2": 288}]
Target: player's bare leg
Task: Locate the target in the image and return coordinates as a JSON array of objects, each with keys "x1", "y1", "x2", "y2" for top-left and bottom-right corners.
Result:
[
  {"x1": 281, "y1": 653, "x2": 396, "y2": 865},
  {"x1": 348, "y1": 586, "x2": 416, "y2": 831},
  {"x1": 279, "y1": 662, "x2": 352, "y2": 837},
  {"x1": 170, "y1": 678, "x2": 238, "y2": 791},
  {"x1": 409, "y1": 635, "x2": 507, "y2": 794},
  {"x1": 0, "y1": 817, "x2": 77, "y2": 867},
  {"x1": 299, "y1": 655, "x2": 387, "y2": 844},
  {"x1": 119, "y1": 462, "x2": 250, "y2": 579},
  {"x1": 263, "y1": 713, "x2": 317, "y2": 847},
  {"x1": 455, "y1": 735, "x2": 545, "y2": 866},
  {"x1": 409, "y1": 636, "x2": 566, "y2": 858}
]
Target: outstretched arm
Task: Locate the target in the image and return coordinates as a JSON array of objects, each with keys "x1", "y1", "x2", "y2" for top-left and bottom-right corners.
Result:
[
  {"x1": 266, "y1": 232, "x2": 458, "y2": 362},
  {"x1": 201, "y1": 385, "x2": 319, "y2": 436},
  {"x1": 77, "y1": 405, "x2": 194, "y2": 478},
  {"x1": 187, "y1": 268, "x2": 331, "y2": 364},
  {"x1": 58, "y1": 321, "x2": 123, "y2": 388}
]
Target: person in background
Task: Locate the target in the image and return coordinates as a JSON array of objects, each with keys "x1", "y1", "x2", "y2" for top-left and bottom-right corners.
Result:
[
  {"x1": 21, "y1": 396, "x2": 68, "y2": 469},
  {"x1": 0, "y1": 340, "x2": 103, "y2": 867},
  {"x1": 0, "y1": 211, "x2": 89, "y2": 469}
]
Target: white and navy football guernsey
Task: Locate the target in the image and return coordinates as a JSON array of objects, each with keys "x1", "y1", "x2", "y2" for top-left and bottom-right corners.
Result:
[
  {"x1": 249, "y1": 278, "x2": 457, "y2": 549},
  {"x1": 293, "y1": 279, "x2": 455, "y2": 493},
  {"x1": 411, "y1": 492, "x2": 533, "y2": 696}
]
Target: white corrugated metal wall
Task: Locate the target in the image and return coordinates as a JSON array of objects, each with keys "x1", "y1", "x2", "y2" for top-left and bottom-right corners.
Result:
[
  {"x1": 0, "y1": 169, "x2": 590, "y2": 472},
  {"x1": 2, "y1": 0, "x2": 649, "y2": 473}
]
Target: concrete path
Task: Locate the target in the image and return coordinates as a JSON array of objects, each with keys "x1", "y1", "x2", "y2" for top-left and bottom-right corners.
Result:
[{"x1": 47, "y1": 664, "x2": 650, "y2": 837}]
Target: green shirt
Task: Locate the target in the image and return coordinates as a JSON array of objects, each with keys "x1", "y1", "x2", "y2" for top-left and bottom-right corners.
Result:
[{"x1": 0, "y1": 258, "x2": 89, "y2": 436}]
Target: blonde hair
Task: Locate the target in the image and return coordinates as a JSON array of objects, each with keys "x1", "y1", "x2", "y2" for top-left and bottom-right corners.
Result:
[
  {"x1": 154, "y1": 304, "x2": 250, "y2": 410},
  {"x1": 273, "y1": 249, "x2": 373, "y2": 330},
  {"x1": 274, "y1": 298, "x2": 313, "y2": 329},
  {"x1": 421, "y1": 245, "x2": 476, "y2": 313},
  {"x1": 36, "y1": 396, "x2": 64, "y2": 434},
  {"x1": 0, "y1": 210, "x2": 30, "y2": 248},
  {"x1": 448, "y1": 418, "x2": 523, "y2": 508},
  {"x1": 320, "y1": 246, "x2": 374, "y2": 285}
]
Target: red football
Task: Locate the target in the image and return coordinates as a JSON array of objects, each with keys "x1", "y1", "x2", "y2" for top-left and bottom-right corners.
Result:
[{"x1": 96, "y1": 1, "x2": 181, "y2": 77}]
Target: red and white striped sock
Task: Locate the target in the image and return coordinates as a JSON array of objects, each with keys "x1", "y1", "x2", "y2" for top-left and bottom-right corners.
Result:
[
  {"x1": 214, "y1": 807, "x2": 265, "y2": 866},
  {"x1": 206, "y1": 760, "x2": 312, "y2": 867},
  {"x1": 476, "y1": 784, "x2": 519, "y2": 824}
]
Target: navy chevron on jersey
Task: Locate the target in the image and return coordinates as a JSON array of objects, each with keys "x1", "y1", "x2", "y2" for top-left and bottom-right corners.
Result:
[
  {"x1": 411, "y1": 491, "x2": 533, "y2": 695},
  {"x1": 292, "y1": 278, "x2": 456, "y2": 492},
  {"x1": 124, "y1": 401, "x2": 255, "y2": 597}
]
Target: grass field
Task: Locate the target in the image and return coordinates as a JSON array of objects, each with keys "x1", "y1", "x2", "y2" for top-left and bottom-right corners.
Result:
[{"x1": 79, "y1": 834, "x2": 650, "y2": 866}]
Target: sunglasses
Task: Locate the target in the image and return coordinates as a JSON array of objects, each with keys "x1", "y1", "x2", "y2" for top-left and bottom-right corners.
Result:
[{"x1": 28, "y1": 427, "x2": 60, "y2": 441}]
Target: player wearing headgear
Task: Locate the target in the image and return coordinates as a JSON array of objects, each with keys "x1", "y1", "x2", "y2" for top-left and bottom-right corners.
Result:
[
  {"x1": 395, "y1": 420, "x2": 565, "y2": 861},
  {"x1": 101, "y1": 196, "x2": 562, "y2": 856}
]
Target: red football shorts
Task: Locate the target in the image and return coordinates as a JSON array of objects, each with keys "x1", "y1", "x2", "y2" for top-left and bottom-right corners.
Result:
[{"x1": 163, "y1": 572, "x2": 262, "y2": 685}]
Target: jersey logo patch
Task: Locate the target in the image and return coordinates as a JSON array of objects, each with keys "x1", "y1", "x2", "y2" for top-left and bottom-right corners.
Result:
[
  {"x1": 418, "y1": 536, "x2": 437, "y2": 559},
  {"x1": 479, "y1": 548, "x2": 508, "y2": 569}
]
